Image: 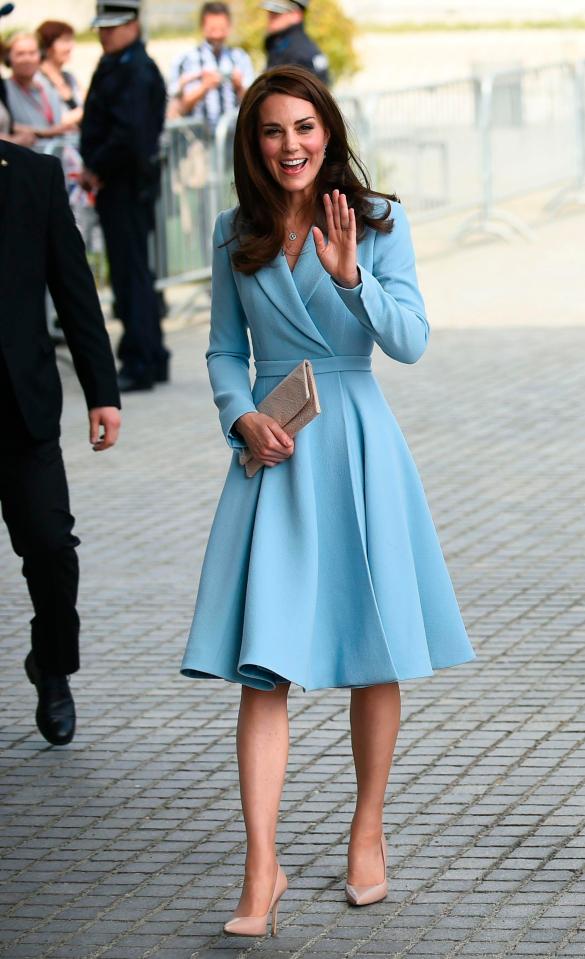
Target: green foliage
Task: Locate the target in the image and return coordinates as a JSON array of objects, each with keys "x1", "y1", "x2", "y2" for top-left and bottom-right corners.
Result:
[{"x1": 231, "y1": 0, "x2": 359, "y2": 82}]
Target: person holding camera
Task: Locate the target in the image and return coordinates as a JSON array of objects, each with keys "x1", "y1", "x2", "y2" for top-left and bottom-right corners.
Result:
[{"x1": 168, "y1": 2, "x2": 254, "y2": 130}]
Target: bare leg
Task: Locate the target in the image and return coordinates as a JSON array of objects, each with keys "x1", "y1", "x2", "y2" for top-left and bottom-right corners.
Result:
[
  {"x1": 348, "y1": 682, "x2": 401, "y2": 885},
  {"x1": 232, "y1": 681, "x2": 290, "y2": 916}
]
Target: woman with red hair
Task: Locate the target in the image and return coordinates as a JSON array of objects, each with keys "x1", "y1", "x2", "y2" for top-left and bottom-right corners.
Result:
[{"x1": 37, "y1": 20, "x2": 83, "y2": 129}]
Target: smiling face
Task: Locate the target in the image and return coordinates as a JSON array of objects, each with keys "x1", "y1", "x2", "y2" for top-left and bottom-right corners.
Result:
[
  {"x1": 258, "y1": 93, "x2": 328, "y2": 200},
  {"x1": 202, "y1": 13, "x2": 231, "y2": 49},
  {"x1": 9, "y1": 37, "x2": 41, "y2": 82}
]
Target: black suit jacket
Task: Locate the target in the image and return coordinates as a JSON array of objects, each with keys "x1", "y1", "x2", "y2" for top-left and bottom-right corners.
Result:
[{"x1": 0, "y1": 141, "x2": 120, "y2": 441}]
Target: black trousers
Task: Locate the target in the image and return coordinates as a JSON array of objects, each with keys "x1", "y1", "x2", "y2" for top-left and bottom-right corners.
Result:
[
  {"x1": 1, "y1": 357, "x2": 80, "y2": 675},
  {"x1": 96, "y1": 180, "x2": 168, "y2": 381}
]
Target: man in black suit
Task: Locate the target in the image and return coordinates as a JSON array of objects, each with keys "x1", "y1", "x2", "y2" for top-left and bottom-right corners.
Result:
[{"x1": 0, "y1": 139, "x2": 121, "y2": 745}]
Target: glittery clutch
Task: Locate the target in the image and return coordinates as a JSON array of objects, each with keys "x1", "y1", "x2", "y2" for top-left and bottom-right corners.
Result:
[{"x1": 239, "y1": 359, "x2": 321, "y2": 478}]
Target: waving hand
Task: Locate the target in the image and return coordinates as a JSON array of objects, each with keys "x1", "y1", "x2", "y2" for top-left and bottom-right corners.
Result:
[{"x1": 313, "y1": 190, "x2": 361, "y2": 289}]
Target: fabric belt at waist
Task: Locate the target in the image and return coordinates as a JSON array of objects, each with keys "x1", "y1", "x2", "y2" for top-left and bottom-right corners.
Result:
[{"x1": 254, "y1": 355, "x2": 372, "y2": 377}]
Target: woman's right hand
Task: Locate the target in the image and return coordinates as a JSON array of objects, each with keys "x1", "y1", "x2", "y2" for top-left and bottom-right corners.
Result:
[{"x1": 235, "y1": 412, "x2": 294, "y2": 467}]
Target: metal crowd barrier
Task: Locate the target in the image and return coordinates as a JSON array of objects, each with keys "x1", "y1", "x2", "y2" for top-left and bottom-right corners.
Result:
[
  {"x1": 43, "y1": 117, "x2": 237, "y2": 297},
  {"x1": 337, "y1": 59, "x2": 585, "y2": 241},
  {"x1": 44, "y1": 58, "x2": 585, "y2": 306},
  {"x1": 152, "y1": 113, "x2": 237, "y2": 289}
]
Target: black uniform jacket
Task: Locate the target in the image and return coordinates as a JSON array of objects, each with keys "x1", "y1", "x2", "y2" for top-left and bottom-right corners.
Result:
[
  {"x1": 265, "y1": 23, "x2": 330, "y2": 86},
  {"x1": 0, "y1": 141, "x2": 120, "y2": 441},
  {"x1": 0, "y1": 77, "x2": 12, "y2": 130},
  {"x1": 80, "y1": 39, "x2": 166, "y2": 199}
]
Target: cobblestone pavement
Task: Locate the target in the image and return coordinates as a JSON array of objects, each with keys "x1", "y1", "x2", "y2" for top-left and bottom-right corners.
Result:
[{"x1": 1, "y1": 318, "x2": 585, "y2": 959}]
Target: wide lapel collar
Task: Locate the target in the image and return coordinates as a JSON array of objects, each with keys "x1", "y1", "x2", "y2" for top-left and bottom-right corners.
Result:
[{"x1": 254, "y1": 236, "x2": 333, "y2": 354}]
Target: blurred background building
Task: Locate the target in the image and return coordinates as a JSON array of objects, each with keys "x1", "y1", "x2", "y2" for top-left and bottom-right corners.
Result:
[{"x1": 8, "y1": 1, "x2": 585, "y2": 30}]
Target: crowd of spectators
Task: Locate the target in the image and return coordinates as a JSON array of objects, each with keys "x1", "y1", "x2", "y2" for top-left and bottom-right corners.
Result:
[
  {"x1": 0, "y1": 21, "x2": 82, "y2": 150},
  {"x1": 0, "y1": 1, "x2": 329, "y2": 151}
]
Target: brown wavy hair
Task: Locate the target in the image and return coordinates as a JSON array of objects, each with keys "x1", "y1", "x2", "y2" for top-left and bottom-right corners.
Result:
[
  {"x1": 36, "y1": 20, "x2": 75, "y2": 56},
  {"x1": 230, "y1": 65, "x2": 397, "y2": 275}
]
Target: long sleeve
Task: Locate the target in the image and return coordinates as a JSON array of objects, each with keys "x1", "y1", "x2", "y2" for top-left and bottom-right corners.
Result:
[
  {"x1": 46, "y1": 158, "x2": 120, "y2": 411},
  {"x1": 167, "y1": 50, "x2": 192, "y2": 99},
  {"x1": 332, "y1": 202, "x2": 429, "y2": 364},
  {"x1": 206, "y1": 212, "x2": 257, "y2": 448},
  {"x1": 82, "y1": 80, "x2": 139, "y2": 178},
  {"x1": 84, "y1": 61, "x2": 164, "y2": 182}
]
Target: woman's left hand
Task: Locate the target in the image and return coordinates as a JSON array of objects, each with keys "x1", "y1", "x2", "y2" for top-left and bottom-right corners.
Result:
[{"x1": 313, "y1": 190, "x2": 360, "y2": 289}]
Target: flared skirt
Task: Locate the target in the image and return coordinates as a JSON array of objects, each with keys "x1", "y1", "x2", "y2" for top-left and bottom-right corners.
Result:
[{"x1": 181, "y1": 369, "x2": 476, "y2": 691}]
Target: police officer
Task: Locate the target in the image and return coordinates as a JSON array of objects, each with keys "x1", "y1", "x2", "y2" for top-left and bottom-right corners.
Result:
[
  {"x1": 262, "y1": 0, "x2": 330, "y2": 86},
  {"x1": 80, "y1": 1, "x2": 169, "y2": 392}
]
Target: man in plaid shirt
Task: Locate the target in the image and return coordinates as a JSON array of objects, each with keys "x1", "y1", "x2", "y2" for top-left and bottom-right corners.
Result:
[{"x1": 168, "y1": 2, "x2": 254, "y2": 130}]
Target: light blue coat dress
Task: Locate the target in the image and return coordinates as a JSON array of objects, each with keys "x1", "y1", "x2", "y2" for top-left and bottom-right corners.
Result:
[{"x1": 181, "y1": 202, "x2": 476, "y2": 691}]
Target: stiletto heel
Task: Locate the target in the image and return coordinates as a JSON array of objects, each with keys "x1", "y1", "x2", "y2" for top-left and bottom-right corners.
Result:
[
  {"x1": 345, "y1": 834, "x2": 388, "y2": 907},
  {"x1": 223, "y1": 863, "x2": 288, "y2": 937}
]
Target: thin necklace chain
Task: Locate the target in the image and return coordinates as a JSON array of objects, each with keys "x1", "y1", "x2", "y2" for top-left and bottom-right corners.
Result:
[{"x1": 282, "y1": 217, "x2": 311, "y2": 256}]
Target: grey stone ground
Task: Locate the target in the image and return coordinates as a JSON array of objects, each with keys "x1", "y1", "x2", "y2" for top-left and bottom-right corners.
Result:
[{"x1": 1, "y1": 298, "x2": 585, "y2": 956}]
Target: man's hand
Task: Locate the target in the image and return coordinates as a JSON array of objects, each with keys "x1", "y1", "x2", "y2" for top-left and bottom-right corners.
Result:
[
  {"x1": 201, "y1": 68, "x2": 222, "y2": 91},
  {"x1": 79, "y1": 168, "x2": 103, "y2": 194},
  {"x1": 89, "y1": 407, "x2": 121, "y2": 452},
  {"x1": 178, "y1": 70, "x2": 203, "y2": 91}
]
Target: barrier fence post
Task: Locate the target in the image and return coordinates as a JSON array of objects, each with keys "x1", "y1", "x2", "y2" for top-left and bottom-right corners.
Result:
[
  {"x1": 546, "y1": 59, "x2": 585, "y2": 212},
  {"x1": 456, "y1": 72, "x2": 532, "y2": 242}
]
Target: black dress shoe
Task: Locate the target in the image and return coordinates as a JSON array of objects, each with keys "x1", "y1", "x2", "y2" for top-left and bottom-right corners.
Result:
[
  {"x1": 24, "y1": 652, "x2": 76, "y2": 746},
  {"x1": 117, "y1": 372, "x2": 154, "y2": 393}
]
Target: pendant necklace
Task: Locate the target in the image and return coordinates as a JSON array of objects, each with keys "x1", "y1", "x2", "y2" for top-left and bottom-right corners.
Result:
[{"x1": 281, "y1": 224, "x2": 304, "y2": 256}]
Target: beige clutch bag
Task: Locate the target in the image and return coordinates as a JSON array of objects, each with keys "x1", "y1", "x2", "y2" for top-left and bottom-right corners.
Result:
[{"x1": 238, "y1": 359, "x2": 321, "y2": 478}]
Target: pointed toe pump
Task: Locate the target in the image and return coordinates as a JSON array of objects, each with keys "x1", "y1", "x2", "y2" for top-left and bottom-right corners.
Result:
[
  {"x1": 345, "y1": 834, "x2": 388, "y2": 907},
  {"x1": 223, "y1": 863, "x2": 288, "y2": 937}
]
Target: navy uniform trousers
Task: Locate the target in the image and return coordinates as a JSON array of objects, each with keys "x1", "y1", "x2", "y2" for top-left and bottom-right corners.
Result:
[
  {"x1": 96, "y1": 181, "x2": 167, "y2": 383},
  {"x1": 0, "y1": 351, "x2": 80, "y2": 676}
]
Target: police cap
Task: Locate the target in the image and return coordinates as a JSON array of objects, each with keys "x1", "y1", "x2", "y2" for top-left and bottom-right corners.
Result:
[
  {"x1": 92, "y1": 0, "x2": 140, "y2": 28},
  {"x1": 261, "y1": 1, "x2": 309, "y2": 13}
]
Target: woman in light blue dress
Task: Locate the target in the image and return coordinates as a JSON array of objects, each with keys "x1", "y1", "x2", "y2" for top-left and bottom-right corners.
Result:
[{"x1": 181, "y1": 66, "x2": 476, "y2": 937}]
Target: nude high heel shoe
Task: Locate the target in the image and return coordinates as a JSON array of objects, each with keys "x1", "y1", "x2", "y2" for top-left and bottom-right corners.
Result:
[
  {"x1": 223, "y1": 863, "x2": 288, "y2": 937},
  {"x1": 345, "y1": 834, "x2": 388, "y2": 906}
]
